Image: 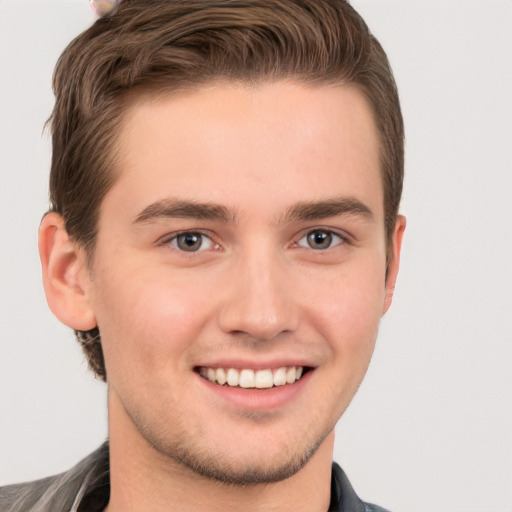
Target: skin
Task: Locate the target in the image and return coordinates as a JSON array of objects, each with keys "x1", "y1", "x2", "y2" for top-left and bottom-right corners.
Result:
[{"x1": 39, "y1": 81, "x2": 405, "y2": 512}]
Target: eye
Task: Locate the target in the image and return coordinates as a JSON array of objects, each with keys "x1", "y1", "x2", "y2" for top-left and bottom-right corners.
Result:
[
  {"x1": 297, "y1": 229, "x2": 345, "y2": 250},
  {"x1": 168, "y1": 232, "x2": 215, "y2": 252}
]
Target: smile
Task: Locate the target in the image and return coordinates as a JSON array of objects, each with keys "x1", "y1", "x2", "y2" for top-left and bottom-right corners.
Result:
[{"x1": 197, "y1": 366, "x2": 305, "y2": 389}]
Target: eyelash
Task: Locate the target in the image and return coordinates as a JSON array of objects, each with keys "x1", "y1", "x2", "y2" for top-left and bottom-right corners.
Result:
[{"x1": 160, "y1": 228, "x2": 349, "y2": 254}]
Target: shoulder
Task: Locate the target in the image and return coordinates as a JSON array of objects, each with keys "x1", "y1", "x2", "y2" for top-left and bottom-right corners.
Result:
[
  {"x1": 0, "y1": 443, "x2": 109, "y2": 512},
  {"x1": 331, "y1": 462, "x2": 392, "y2": 512},
  {"x1": 363, "y1": 504, "x2": 391, "y2": 512},
  {"x1": 0, "y1": 475, "x2": 60, "y2": 512}
]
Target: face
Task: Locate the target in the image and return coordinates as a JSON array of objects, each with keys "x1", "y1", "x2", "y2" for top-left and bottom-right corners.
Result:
[{"x1": 83, "y1": 82, "x2": 402, "y2": 484}]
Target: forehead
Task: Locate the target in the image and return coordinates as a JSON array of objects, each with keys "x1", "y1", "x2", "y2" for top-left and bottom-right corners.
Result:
[{"x1": 108, "y1": 81, "x2": 382, "y2": 221}]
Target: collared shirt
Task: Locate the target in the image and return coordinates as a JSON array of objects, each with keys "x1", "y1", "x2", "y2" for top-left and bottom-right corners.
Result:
[{"x1": 0, "y1": 442, "x2": 390, "y2": 512}]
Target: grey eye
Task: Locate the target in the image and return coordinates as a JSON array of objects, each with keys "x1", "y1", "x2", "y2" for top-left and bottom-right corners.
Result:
[
  {"x1": 171, "y1": 232, "x2": 214, "y2": 252},
  {"x1": 298, "y1": 230, "x2": 343, "y2": 250}
]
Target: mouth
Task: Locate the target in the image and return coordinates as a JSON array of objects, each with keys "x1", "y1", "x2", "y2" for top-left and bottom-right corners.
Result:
[{"x1": 196, "y1": 366, "x2": 311, "y2": 389}]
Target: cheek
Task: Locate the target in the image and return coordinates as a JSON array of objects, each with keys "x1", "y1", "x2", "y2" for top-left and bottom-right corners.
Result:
[
  {"x1": 301, "y1": 261, "x2": 386, "y2": 354},
  {"x1": 89, "y1": 262, "x2": 214, "y2": 373}
]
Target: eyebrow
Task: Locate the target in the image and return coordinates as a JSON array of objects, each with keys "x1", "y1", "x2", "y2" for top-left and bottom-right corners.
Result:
[
  {"x1": 281, "y1": 197, "x2": 374, "y2": 224},
  {"x1": 133, "y1": 196, "x2": 373, "y2": 226},
  {"x1": 134, "y1": 198, "x2": 234, "y2": 224}
]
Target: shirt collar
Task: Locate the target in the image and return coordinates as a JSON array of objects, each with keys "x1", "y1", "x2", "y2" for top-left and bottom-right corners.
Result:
[{"x1": 72, "y1": 442, "x2": 368, "y2": 512}]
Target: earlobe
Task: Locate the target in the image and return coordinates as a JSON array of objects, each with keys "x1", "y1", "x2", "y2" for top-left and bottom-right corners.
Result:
[
  {"x1": 38, "y1": 212, "x2": 97, "y2": 331},
  {"x1": 382, "y1": 215, "x2": 406, "y2": 314}
]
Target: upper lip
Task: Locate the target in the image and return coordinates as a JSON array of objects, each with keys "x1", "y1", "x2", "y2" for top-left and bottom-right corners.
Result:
[{"x1": 194, "y1": 358, "x2": 315, "y2": 371}]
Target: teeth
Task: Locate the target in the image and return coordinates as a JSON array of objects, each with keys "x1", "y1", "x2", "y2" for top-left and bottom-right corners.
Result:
[
  {"x1": 216, "y1": 368, "x2": 227, "y2": 385},
  {"x1": 226, "y1": 368, "x2": 239, "y2": 387},
  {"x1": 239, "y1": 369, "x2": 255, "y2": 388},
  {"x1": 286, "y1": 367, "x2": 297, "y2": 384},
  {"x1": 273, "y1": 367, "x2": 287, "y2": 386},
  {"x1": 207, "y1": 368, "x2": 216, "y2": 383},
  {"x1": 199, "y1": 366, "x2": 305, "y2": 389},
  {"x1": 255, "y1": 369, "x2": 273, "y2": 389}
]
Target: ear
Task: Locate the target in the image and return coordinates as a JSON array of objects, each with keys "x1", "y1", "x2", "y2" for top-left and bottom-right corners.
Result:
[
  {"x1": 382, "y1": 215, "x2": 406, "y2": 314},
  {"x1": 38, "y1": 212, "x2": 97, "y2": 331}
]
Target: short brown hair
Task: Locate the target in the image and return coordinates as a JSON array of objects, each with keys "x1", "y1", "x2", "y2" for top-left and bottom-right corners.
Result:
[{"x1": 48, "y1": 0, "x2": 404, "y2": 381}]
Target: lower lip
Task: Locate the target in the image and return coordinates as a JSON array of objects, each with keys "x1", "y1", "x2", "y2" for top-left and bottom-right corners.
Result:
[{"x1": 197, "y1": 370, "x2": 313, "y2": 411}]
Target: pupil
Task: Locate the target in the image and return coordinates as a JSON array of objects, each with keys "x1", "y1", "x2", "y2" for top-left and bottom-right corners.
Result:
[
  {"x1": 308, "y1": 231, "x2": 331, "y2": 249},
  {"x1": 178, "y1": 233, "x2": 201, "y2": 251}
]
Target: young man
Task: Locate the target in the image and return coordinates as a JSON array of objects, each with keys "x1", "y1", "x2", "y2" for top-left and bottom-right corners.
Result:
[{"x1": 0, "y1": 0, "x2": 405, "y2": 510}]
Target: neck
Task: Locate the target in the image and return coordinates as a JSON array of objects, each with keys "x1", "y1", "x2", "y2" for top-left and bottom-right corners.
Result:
[{"x1": 105, "y1": 398, "x2": 334, "y2": 512}]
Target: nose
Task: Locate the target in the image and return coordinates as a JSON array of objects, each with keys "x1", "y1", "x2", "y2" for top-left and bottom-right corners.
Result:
[{"x1": 217, "y1": 248, "x2": 299, "y2": 341}]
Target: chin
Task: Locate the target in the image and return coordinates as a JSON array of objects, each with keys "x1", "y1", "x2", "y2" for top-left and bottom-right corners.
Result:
[{"x1": 144, "y1": 425, "x2": 329, "y2": 486}]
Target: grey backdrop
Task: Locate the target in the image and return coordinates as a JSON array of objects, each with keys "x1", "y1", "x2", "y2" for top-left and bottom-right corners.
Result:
[{"x1": 1, "y1": 1, "x2": 511, "y2": 511}]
